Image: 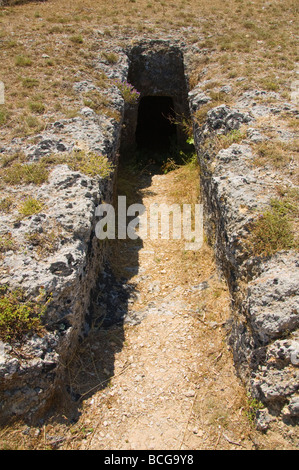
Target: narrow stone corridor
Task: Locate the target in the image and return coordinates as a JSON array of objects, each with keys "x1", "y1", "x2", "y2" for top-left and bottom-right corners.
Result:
[{"x1": 61, "y1": 162, "x2": 288, "y2": 450}]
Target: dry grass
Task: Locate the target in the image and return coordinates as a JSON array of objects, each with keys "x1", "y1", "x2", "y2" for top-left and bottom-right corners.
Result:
[
  {"x1": 253, "y1": 139, "x2": 299, "y2": 170},
  {"x1": 0, "y1": 0, "x2": 297, "y2": 145},
  {"x1": 246, "y1": 188, "x2": 299, "y2": 257}
]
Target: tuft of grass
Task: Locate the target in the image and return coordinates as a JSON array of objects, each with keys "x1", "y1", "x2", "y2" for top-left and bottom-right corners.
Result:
[
  {"x1": 101, "y1": 51, "x2": 119, "y2": 64},
  {"x1": 0, "y1": 107, "x2": 8, "y2": 126},
  {"x1": 0, "y1": 152, "x2": 26, "y2": 168},
  {"x1": 260, "y1": 77, "x2": 280, "y2": 92},
  {"x1": 48, "y1": 25, "x2": 64, "y2": 34},
  {"x1": 69, "y1": 34, "x2": 84, "y2": 44},
  {"x1": 1, "y1": 160, "x2": 49, "y2": 185},
  {"x1": 253, "y1": 140, "x2": 297, "y2": 169},
  {"x1": 25, "y1": 230, "x2": 59, "y2": 257},
  {"x1": 15, "y1": 55, "x2": 32, "y2": 67},
  {"x1": 22, "y1": 77, "x2": 40, "y2": 89},
  {"x1": 0, "y1": 149, "x2": 113, "y2": 185},
  {"x1": 45, "y1": 58, "x2": 55, "y2": 67},
  {"x1": 67, "y1": 150, "x2": 114, "y2": 178},
  {"x1": 249, "y1": 198, "x2": 298, "y2": 257},
  {"x1": 209, "y1": 90, "x2": 231, "y2": 104},
  {"x1": 194, "y1": 103, "x2": 214, "y2": 126},
  {"x1": 0, "y1": 197, "x2": 13, "y2": 213},
  {"x1": 25, "y1": 114, "x2": 42, "y2": 130},
  {"x1": 83, "y1": 90, "x2": 110, "y2": 113},
  {"x1": 0, "y1": 285, "x2": 48, "y2": 343},
  {"x1": 161, "y1": 158, "x2": 180, "y2": 174},
  {"x1": 215, "y1": 129, "x2": 246, "y2": 150},
  {"x1": 0, "y1": 233, "x2": 17, "y2": 255},
  {"x1": 29, "y1": 101, "x2": 46, "y2": 114},
  {"x1": 275, "y1": 186, "x2": 299, "y2": 208},
  {"x1": 18, "y1": 197, "x2": 44, "y2": 218}
]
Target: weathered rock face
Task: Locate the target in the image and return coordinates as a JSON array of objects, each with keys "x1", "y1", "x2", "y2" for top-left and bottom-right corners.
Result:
[
  {"x1": 0, "y1": 50, "x2": 129, "y2": 424},
  {"x1": 127, "y1": 39, "x2": 188, "y2": 103},
  {"x1": 0, "y1": 168, "x2": 116, "y2": 423},
  {"x1": 189, "y1": 88, "x2": 299, "y2": 427}
]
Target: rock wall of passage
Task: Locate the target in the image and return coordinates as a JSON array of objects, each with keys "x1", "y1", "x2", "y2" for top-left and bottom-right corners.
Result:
[{"x1": 189, "y1": 90, "x2": 299, "y2": 429}]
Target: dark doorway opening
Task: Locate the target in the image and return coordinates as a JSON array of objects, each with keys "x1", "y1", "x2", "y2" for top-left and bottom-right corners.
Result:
[{"x1": 135, "y1": 96, "x2": 177, "y2": 160}]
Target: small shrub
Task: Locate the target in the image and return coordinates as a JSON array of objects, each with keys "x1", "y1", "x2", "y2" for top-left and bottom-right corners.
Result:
[
  {"x1": 167, "y1": 113, "x2": 193, "y2": 140},
  {"x1": 0, "y1": 285, "x2": 48, "y2": 343},
  {"x1": 180, "y1": 150, "x2": 198, "y2": 168},
  {"x1": 245, "y1": 394, "x2": 265, "y2": 424},
  {"x1": 18, "y1": 197, "x2": 44, "y2": 217},
  {"x1": 114, "y1": 79, "x2": 140, "y2": 105}
]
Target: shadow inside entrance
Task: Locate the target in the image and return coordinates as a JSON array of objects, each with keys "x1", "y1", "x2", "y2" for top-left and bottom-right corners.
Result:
[
  {"x1": 136, "y1": 96, "x2": 177, "y2": 154},
  {"x1": 134, "y1": 96, "x2": 178, "y2": 169}
]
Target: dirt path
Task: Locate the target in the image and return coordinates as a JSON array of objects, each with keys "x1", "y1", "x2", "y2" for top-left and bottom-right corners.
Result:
[{"x1": 56, "y1": 163, "x2": 293, "y2": 451}]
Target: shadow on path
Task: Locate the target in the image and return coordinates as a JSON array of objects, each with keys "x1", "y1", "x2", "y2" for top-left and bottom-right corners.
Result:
[{"x1": 52, "y1": 161, "x2": 160, "y2": 424}]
